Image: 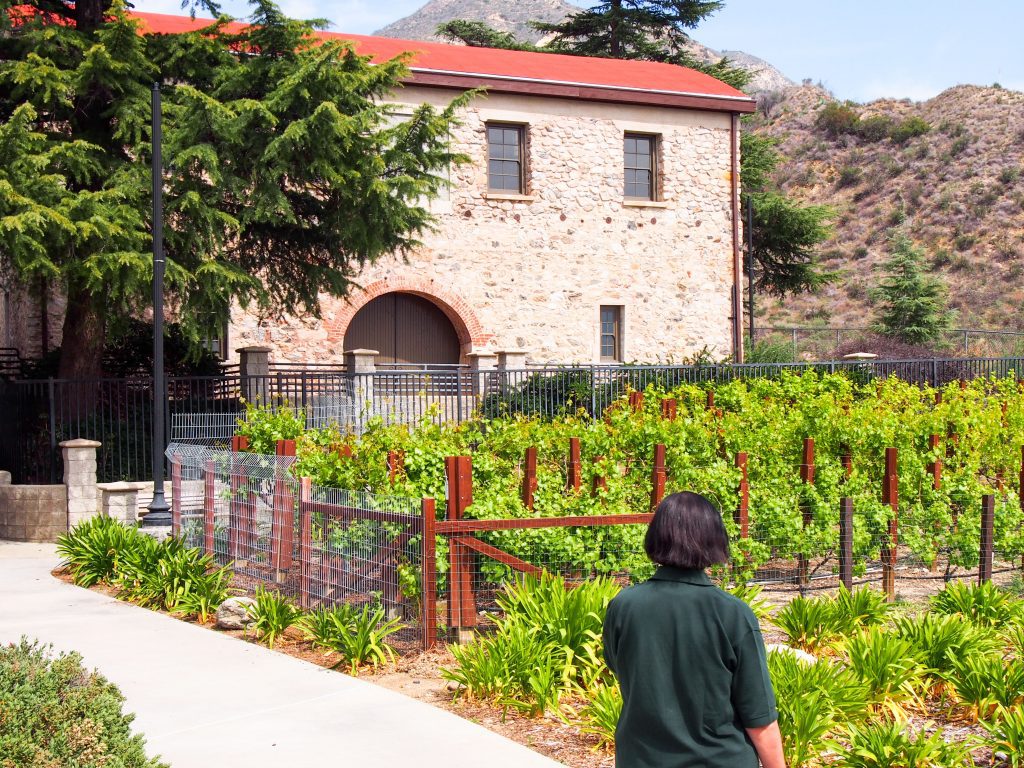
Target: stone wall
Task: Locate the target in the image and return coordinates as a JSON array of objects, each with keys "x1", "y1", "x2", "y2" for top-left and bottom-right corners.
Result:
[
  {"x1": 229, "y1": 89, "x2": 738, "y2": 365},
  {"x1": 0, "y1": 472, "x2": 68, "y2": 542}
]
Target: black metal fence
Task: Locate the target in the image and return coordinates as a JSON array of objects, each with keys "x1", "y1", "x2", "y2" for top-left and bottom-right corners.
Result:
[{"x1": 2, "y1": 356, "x2": 1022, "y2": 484}]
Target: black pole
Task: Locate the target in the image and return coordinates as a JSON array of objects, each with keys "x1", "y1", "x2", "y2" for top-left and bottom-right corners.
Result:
[
  {"x1": 746, "y1": 194, "x2": 755, "y2": 346},
  {"x1": 144, "y1": 82, "x2": 170, "y2": 527}
]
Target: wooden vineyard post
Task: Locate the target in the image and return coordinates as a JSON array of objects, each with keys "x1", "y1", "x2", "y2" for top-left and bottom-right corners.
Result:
[
  {"x1": 567, "y1": 438, "x2": 582, "y2": 492},
  {"x1": 841, "y1": 446, "x2": 853, "y2": 481},
  {"x1": 661, "y1": 398, "x2": 677, "y2": 421},
  {"x1": 591, "y1": 456, "x2": 607, "y2": 497},
  {"x1": 298, "y1": 477, "x2": 312, "y2": 608},
  {"x1": 927, "y1": 434, "x2": 942, "y2": 572},
  {"x1": 228, "y1": 463, "x2": 244, "y2": 560},
  {"x1": 387, "y1": 450, "x2": 404, "y2": 485},
  {"x1": 272, "y1": 439, "x2": 297, "y2": 579},
  {"x1": 798, "y1": 438, "x2": 815, "y2": 586},
  {"x1": 979, "y1": 494, "x2": 995, "y2": 585},
  {"x1": 946, "y1": 424, "x2": 958, "y2": 459},
  {"x1": 203, "y1": 459, "x2": 216, "y2": 556},
  {"x1": 839, "y1": 497, "x2": 854, "y2": 590},
  {"x1": 650, "y1": 443, "x2": 667, "y2": 511},
  {"x1": 421, "y1": 497, "x2": 438, "y2": 650},
  {"x1": 521, "y1": 447, "x2": 538, "y2": 510},
  {"x1": 629, "y1": 391, "x2": 644, "y2": 412},
  {"x1": 445, "y1": 456, "x2": 476, "y2": 641},
  {"x1": 706, "y1": 390, "x2": 715, "y2": 411},
  {"x1": 734, "y1": 452, "x2": 749, "y2": 539},
  {"x1": 170, "y1": 452, "x2": 182, "y2": 538},
  {"x1": 935, "y1": 391, "x2": 943, "y2": 406},
  {"x1": 881, "y1": 447, "x2": 899, "y2": 601}
]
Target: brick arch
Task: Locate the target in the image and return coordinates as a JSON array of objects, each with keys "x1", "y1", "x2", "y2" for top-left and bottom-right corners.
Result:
[{"x1": 326, "y1": 277, "x2": 492, "y2": 356}]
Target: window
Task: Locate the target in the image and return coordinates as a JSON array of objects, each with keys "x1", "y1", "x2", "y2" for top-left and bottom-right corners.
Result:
[
  {"x1": 600, "y1": 306, "x2": 623, "y2": 362},
  {"x1": 487, "y1": 123, "x2": 525, "y2": 193},
  {"x1": 624, "y1": 133, "x2": 657, "y2": 200},
  {"x1": 200, "y1": 322, "x2": 229, "y2": 360}
]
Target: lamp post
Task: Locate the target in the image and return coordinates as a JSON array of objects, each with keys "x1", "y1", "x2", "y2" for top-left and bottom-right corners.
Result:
[{"x1": 144, "y1": 82, "x2": 171, "y2": 527}]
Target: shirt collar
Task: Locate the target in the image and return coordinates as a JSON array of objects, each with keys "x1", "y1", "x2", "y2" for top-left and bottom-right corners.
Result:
[{"x1": 649, "y1": 565, "x2": 714, "y2": 586}]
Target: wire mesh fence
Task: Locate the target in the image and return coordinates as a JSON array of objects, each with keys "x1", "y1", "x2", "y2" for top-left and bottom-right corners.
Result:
[{"x1": 169, "y1": 446, "x2": 426, "y2": 651}]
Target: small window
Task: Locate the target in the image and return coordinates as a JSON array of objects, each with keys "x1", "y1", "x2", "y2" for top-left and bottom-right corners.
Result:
[
  {"x1": 600, "y1": 306, "x2": 623, "y2": 362},
  {"x1": 487, "y1": 123, "x2": 525, "y2": 193},
  {"x1": 624, "y1": 133, "x2": 657, "y2": 200},
  {"x1": 200, "y1": 322, "x2": 229, "y2": 360}
]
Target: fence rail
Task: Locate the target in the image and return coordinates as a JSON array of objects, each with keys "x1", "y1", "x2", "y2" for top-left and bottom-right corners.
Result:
[{"x1": 3, "y1": 356, "x2": 1024, "y2": 484}]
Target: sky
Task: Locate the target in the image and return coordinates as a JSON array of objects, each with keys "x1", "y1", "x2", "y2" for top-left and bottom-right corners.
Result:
[{"x1": 130, "y1": 0, "x2": 1024, "y2": 103}]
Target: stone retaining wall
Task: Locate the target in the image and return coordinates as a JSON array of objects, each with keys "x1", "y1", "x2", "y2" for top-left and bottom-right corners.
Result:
[{"x1": 0, "y1": 472, "x2": 67, "y2": 542}]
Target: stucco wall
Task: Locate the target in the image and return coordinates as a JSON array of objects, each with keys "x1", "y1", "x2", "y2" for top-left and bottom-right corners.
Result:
[{"x1": 230, "y1": 89, "x2": 738, "y2": 365}]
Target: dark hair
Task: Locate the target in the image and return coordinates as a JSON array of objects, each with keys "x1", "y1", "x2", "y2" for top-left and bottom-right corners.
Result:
[{"x1": 644, "y1": 492, "x2": 730, "y2": 570}]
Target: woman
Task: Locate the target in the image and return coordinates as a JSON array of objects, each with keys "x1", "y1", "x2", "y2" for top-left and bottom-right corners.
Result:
[{"x1": 603, "y1": 492, "x2": 785, "y2": 768}]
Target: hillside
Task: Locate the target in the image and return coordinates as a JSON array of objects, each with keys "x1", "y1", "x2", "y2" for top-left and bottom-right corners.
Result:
[
  {"x1": 751, "y1": 84, "x2": 1024, "y2": 332},
  {"x1": 374, "y1": 0, "x2": 792, "y2": 93}
]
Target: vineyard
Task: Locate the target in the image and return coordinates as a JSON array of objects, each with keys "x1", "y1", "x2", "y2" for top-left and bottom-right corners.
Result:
[{"x1": 228, "y1": 371, "x2": 1024, "y2": 605}]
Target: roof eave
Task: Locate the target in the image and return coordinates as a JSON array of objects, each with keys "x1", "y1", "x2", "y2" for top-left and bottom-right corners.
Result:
[{"x1": 407, "y1": 69, "x2": 757, "y2": 114}]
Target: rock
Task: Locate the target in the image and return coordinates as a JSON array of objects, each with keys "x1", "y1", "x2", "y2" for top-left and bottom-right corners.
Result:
[
  {"x1": 765, "y1": 643, "x2": 817, "y2": 664},
  {"x1": 216, "y1": 596, "x2": 257, "y2": 630}
]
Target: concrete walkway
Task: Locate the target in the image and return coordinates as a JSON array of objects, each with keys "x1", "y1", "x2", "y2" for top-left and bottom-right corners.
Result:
[{"x1": 0, "y1": 541, "x2": 562, "y2": 768}]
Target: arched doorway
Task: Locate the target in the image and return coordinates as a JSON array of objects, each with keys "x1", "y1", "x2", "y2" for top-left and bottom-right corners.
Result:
[{"x1": 343, "y1": 292, "x2": 461, "y2": 365}]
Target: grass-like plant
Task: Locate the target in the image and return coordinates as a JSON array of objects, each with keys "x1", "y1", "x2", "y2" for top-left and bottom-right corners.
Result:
[
  {"x1": 831, "y1": 585, "x2": 890, "y2": 634},
  {"x1": 720, "y1": 581, "x2": 772, "y2": 621},
  {"x1": 773, "y1": 595, "x2": 842, "y2": 653},
  {"x1": 949, "y1": 655, "x2": 1024, "y2": 722},
  {"x1": 56, "y1": 515, "x2": 145, "y2": 587},
  {"x1": 835, "y1": 720, "x2": 977, "y2": 767},
  {"x1": 892, "y1": 612, "x2": 1001, "y2": 690},
  {"x1": 983, "y1": 705, "x2": 1024, "y2": 767},
  {"x1": 578, "y1": 681, "x2": 622, "y2": 752},
  {"x1": 247, "y1": 587, "x2": 302, "y2": 649},
  {"x1": 299, "y1": 603, "x2": 401, "y2": 674},
  {"x1": 842, "y1": 627, "x2": 926, "y2": 719},
  {"x1": 930, "y1": 581, "x2": 1017, "y2": 627},
  {"x1": 768, "y1": 650, "x2": 870, "y2": 766}
]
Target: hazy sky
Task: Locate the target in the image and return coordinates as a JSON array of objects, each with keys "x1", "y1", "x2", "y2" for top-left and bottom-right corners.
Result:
[{"x1": 131, "y1": 0, "x2": 1024, "y2": 103}]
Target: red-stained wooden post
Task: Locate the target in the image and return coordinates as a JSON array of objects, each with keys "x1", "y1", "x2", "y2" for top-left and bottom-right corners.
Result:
[
  {"x1": 521, "y1": 447, "x2": 538, "y2": 510},
  {"x1": 881, "y1": 447, "x2": 899, "y2": 601},
  {"x1": 979, "y1": 494, "x2": 995, "y2": 585},
  {"x1": 445, "y1": 456, "x2": 476, "y2": 639},
  {"x1": 946, "y1": 424, "x2": 958, "y2": 459},
  {"x1": 170, "y1": 452, "x2": 182, "y2": 538},
  {"x1": 706, "y1": 390, "x2": 715, "y2": 411},
  {"x1": 934, "y1": 391, "x2": 943, "y2": 406},
  {"x1": 298, "y1": 477, "x2": 312, "y2": 608},
  {"x1": 661, "y1": 398, "x2": 677, "y2": 421},
  {"x1": 232, "y1": 435, "x2": 250, "y2": 452},
  {"x1": 649, "y1": 443, "x2": 667, "y2": 511},
  {"x1": 927, "y1": 434, "x2": 942, "y2": 490},
  {"x1": 735, "y1": 452, "x2": 749, "y2": 538},
  {"x1": 592, "y1": 456, "x2": 607, "y2": 497},
  {"x1": 272, "y1": 439, "x2": 297, "y2": 577},
  {"x1": 798, "y1": 438, "x2": 815, "y2": 585},
  {"x1": 334, "y1": 443, "x2": 353, "y2": 459},
  {"x1": 421, "y1": 497, "x2": 438, "y2": 650},
  {"x1": 387, "y1": 450, "x2": 405, "y2": 485},
  {"x1": 1019, "y1": 447, "x2": 1024, "y2": 516},
  {"x1": 840, "y1": 446, "x2": 853, "y2": 481},
  {"x1": 228, "y1": 435, "x2": 248, "y2": 559},
  {"x1": 567, "y1": 438, "x2": 582, "y2": 492},
  {"x1": 629, "y1": 391, "x2": 644, "y2": 412},
  {"x1": 203, "y1": 459, "x2": 216, "y2": 556},
  {"x1": 839, "y1": 497, "x2": 854, "y2": 590}
]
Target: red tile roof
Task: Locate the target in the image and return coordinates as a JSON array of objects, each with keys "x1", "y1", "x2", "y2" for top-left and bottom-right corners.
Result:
[{"x1": 131, "y1": 11, "x2": 754, "y2": 113}]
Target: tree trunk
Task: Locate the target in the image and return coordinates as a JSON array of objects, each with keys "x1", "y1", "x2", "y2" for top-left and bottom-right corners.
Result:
[{"x1": 58, "y1": 285, "x2": 106, "y2": 380}]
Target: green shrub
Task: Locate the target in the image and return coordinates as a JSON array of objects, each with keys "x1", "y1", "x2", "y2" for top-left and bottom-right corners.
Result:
[
  {"x1": 949, "y1": 655, "x2": 1024, "y2": 721},
  {"x1": 720, "y1": 581, "x2": 772, "y2": 621},
  {"x1": 773, "y1": 595, "x2": 843, "y2": 652},
  {"x1": 854, "y1": 115, "x2": 895, "y2": 143},
  {"x1": 836, "y1": 720, "x2": 977, "y2": 767},
  {"x1": 816, "y1": 101, "x2": 861, "y2": 137},
  {"x1": 57, "y1": 515, "x2": 146, "y2": 587},
  {"x1": 578, "y1": 681, "x2": 621, "y2": 751},
  {"x1": 983, "y1": 704, "x2": 1024, "y2": 766},
  {"x1": 842, "y1": 627, "x2": 926, "y2": 719},
  {"x1": 830, "y1": 585, "x2": 890, "y2": 635},
  {"x1": 892, "y1": 612, "x2": 1001, "y2": 684},
  {"x1": 889, "y1": 116, "x2": 931, "y2": 145},
  {"x1": 930, "y1": 581, "x2": 1018, "y2": 627},
  {"x1": 0, "y1": 639, "x2": 166, "y2": 768},
  {"x1": 743, "y1": 337, "x2": 795, "y2": 365},
  {"x1": 247, "y1": 587, "x2": 302, "y2": 649},
  {"x1": 836, "y1": 165, "x2": 863, "y2": 189},
  {"x1": 299, "y1": 603, "x2": 402, "y2": 673}
]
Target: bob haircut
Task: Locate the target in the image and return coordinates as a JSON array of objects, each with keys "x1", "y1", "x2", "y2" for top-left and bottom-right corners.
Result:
[{"x1": 644, "y1": 491, "x2": 730, "y2": 570}]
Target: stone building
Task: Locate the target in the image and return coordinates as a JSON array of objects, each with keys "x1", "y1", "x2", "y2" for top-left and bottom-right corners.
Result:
[{"x1": 1, "y1": 13, "x2": 756, "y2": 369}]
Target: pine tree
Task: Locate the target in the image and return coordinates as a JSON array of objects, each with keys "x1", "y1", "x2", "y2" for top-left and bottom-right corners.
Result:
[
  {"x1": 0, "y1": 0, "x2": 464, "y2": 377},
  {"x1": 871, "y1": 234, "x2": 954, "y2": 345},
  {"x1": 741, "y1": 131, "x2": 833, "y2": 297}
]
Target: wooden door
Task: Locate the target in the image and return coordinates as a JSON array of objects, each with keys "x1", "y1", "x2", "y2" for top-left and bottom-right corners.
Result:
[{"x1": 344, "y1": 292, "x2": 460, "y2": 365}]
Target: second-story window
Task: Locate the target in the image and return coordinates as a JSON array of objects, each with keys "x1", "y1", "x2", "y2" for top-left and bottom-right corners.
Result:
[
  {"x1": 487, "y1": 123, "x2": 525, "y2": 193},
  {"x1": 624, "y1": 133, "x2": 657, "y2": 200}
]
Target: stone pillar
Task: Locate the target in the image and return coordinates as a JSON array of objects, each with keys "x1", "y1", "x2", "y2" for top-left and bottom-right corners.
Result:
[
  {"x1": 496, "y1": 350, "x2": 528, "y2": 392},
  {"x1": 97, "y1": 482, "x2": 143, "y2": 525},
  {"x1": 61, "y1": 439, "x2": 101, "y2": 530},
  {"x1": 345, "y1": 349, "x2": 378, "y2": 425},
  {"x1": 467, "y1": 352, "x2": 498, "y2": 406},
  {"x1": 237, "y1": 345, "x2": 272, "y2": 404}
]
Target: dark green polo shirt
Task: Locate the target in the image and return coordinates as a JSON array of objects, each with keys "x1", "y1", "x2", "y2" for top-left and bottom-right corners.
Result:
[{"x1": 603, "y1": 566, "x2": 778, "y2": 768}]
